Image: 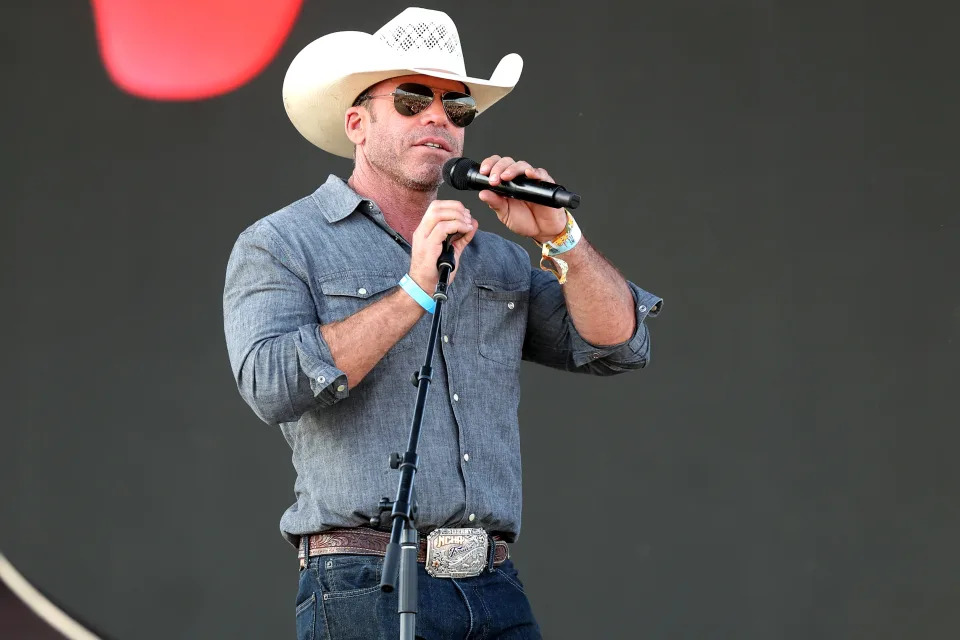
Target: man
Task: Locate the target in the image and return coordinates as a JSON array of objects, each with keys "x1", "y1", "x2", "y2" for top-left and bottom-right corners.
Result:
[{"x1": 223, "y1": 8, "x2": 662, "y2": 639}]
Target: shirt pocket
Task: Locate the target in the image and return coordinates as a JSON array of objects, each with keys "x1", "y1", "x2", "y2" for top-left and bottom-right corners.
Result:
[
  {"x1": 476, "y1": 279, "x2": 528, "y2": 367},
  {"x1": 315, "y1": 271, "x2": 415, "y2": 354}
]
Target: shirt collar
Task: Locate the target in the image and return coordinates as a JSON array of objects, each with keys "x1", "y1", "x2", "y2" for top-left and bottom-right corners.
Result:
[{"x1": 311, "y1": 174, "x2": 370, "y2": 223}]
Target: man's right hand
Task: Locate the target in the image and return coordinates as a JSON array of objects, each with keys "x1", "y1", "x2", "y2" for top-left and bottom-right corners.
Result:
[{"x1": 409, "y1": 200, "x2": 479, "y2": 292}]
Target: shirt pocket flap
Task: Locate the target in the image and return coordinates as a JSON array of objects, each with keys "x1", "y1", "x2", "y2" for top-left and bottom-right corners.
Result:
[
  {"x1": 474, "y1": 279, "x2": 526, "y2": 300},
  {"x1": 317, "y1": 272, "x2": 398, "y2": 299}
]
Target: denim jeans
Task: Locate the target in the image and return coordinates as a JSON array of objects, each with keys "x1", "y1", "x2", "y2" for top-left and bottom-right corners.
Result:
[{"x1": 295, "y1": 554, "x2": 541, "y2": 639}]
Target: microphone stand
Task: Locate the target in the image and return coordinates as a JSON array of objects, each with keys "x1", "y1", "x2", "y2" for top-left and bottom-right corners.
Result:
[{"x1": 371, "y1": 238, "x2": 457, "y2": 640}]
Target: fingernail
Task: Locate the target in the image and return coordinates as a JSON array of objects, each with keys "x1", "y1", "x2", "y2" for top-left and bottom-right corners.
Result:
[{"x1": 490, "y1": 174, "x2": 498, "y2": 182}]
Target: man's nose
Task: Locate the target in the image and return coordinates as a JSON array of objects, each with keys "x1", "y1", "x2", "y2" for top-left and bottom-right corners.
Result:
[{"x1": 418, "y1": 95, "x2": 450, "y2": 127}]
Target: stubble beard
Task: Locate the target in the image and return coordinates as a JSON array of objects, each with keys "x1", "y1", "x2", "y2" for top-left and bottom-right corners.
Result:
[{"x1": 366, "y1": 131, "x2": 448, "y2": 192}]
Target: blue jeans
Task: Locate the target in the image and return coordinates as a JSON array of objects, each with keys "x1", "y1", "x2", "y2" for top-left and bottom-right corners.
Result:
[{"x1": 295, "y1": 554, "x2": 541, "y2": 639}]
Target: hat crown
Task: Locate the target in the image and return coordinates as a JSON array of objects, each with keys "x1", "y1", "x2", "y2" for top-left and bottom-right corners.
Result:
[{"x1": 372, "y1": 8, "x2": 466, "y2": 76}]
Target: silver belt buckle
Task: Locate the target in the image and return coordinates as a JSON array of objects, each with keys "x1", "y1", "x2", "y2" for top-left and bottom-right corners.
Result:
[{"x1": 425, "y1": 528, "x2": 489, "y2": 578}]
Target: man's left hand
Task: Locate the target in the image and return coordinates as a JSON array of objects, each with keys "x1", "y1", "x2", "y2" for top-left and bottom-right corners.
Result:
[{"x1": 477, "y1": 155, "x2": 567, "y2": 244}]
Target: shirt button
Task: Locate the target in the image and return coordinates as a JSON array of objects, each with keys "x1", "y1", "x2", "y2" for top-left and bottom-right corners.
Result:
[
  {"x1": 639, "y1": 304, "x2": 647, "y2": 313},
  {"x1": 507, "y1": 302, "x2": 515, "y2": 310},
  {"x1": 317, "y1": 376, "x2": 325, "y2": 384},
  {"x1": 463, "y1": 453, "x2": 470, "y2": 462},
  {"x1": 453, "y1": 393, "x2": 459, "y2": 402},
  {"x1": 468, "y1": 513, "x2": 476, "y2": 522},
  {"x1": 443, "y1": 335, "x2": 449, "y2": 343},
  {"x1": 336, "y1": 384, "x2": 346, "y2": 392},
  {"x1": 358, "y1": 288, "x2": 367, "y2": 295}
]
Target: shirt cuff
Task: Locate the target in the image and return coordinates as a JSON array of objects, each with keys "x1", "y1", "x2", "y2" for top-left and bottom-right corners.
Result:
[
  {"x1": 295, "y1": 323, "x2": 350, "y2": 405},
  {"x1": 569, "y1": 283, "x2": 662, "y2": 368}
]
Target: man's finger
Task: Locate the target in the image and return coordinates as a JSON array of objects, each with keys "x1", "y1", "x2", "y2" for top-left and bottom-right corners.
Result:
[
  {"x1": 428, "y1": 199, "x2": 469, "y2": 211},
  {"x1": 488, "y1": 157, "x2": 515, "y2": 185},
  {"x1": 499, "y1": 161, "x2": 533, "y2": 182},
  {"x1": 454, "y1": 218, "x2": 480, "y2": 252},
  {"x1": 428, "y1": 219, "x2": 474, "y2": 244},
  {"x1": 479, "y1": 190, "x2": 507, "y2": 212},
  {"x1": 528, "y1": 166, "x2": 554, "y2": 182},
  {"x1": 418, "y1": 206, "x2": 470, "y2": 236},
  {"x1": 479, "y1": 156, "x2": 501, "y2": 175}
]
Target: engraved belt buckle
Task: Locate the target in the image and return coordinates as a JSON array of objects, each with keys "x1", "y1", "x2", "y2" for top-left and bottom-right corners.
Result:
[{"x1": 425, "y1": 528, "x2": 489, "y2": 579}]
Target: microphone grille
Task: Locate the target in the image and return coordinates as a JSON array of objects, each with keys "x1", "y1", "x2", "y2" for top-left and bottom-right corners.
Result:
[{"x1": 443, "y1": 157, "x2": 478, "y2": 190}]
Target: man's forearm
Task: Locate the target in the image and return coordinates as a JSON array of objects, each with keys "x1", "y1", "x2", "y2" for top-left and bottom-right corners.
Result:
[
  {"x1": 320, "y1": 289, "x2": 426, "y2": 387},
  {"x1": 556, "y1": 239, "x2": 637, "y2": 346}
]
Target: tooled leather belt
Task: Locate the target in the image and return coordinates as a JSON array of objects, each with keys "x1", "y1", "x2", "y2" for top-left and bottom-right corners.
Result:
[{"x1": 297, "y1": 527, "x2": 509, "y2": 568}]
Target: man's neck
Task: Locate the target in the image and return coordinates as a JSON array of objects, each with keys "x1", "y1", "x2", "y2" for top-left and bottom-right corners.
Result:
[{"x1": 347, "y1": 164, "x2": 437, "y2": 243}]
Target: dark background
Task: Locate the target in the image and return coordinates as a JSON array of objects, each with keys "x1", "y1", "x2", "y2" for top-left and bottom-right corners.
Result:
[{"x1": 3, "y1": 1, "x2": 958, "y2": 638}]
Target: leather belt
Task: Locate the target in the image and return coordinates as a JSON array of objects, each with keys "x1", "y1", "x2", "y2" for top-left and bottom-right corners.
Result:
[{"x1": 297, "y1": 527, "x2": 509, "y2": 569}]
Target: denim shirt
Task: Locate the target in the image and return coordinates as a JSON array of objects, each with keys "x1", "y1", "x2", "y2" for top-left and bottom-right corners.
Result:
[{"x1": 223, "y1": 175, "x2": 662, "y2": 546}]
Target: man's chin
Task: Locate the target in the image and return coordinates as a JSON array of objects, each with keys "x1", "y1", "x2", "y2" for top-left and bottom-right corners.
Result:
[{"x1": 402, "y1": 167, "x2": 443, "y2": 192}]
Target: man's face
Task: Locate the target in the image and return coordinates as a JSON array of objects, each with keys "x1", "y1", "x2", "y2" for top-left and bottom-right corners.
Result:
[{"x1": 356, "y1": 74, "x2": 468, "y2": 191}]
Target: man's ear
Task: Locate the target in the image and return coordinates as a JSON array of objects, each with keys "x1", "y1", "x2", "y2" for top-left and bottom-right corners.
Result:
[{"x1": 345, "y1": 107, "x2": 366, "y2": 146}]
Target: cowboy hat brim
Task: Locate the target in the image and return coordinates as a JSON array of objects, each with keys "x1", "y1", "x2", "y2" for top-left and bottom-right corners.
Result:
[{"x1": 283, "y1": 31, "x2": 523, "y2": 158}]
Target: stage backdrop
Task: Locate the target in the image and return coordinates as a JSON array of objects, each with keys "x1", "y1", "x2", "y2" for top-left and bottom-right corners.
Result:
[{"x1": 3, "y1": 1, "x2": 958, "y2": 638}]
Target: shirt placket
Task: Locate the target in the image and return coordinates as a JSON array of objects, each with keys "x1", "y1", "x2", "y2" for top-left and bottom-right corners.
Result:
[
  {"x1": 437, "y1": 267, "x2": 477, "y2": 528},
  {"x1": 365, "y1": 198, "x2": 473, "y2": 527}
]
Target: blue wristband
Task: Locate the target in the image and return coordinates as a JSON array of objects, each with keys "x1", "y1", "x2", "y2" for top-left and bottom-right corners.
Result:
[{"x1": 398, "y1": 274, "x2": 436, "y2": 313}]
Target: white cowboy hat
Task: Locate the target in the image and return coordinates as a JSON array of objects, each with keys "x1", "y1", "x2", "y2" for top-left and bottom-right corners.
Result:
[{"x1": 282, "y1": 7, "x2": 523, "y2": 158}]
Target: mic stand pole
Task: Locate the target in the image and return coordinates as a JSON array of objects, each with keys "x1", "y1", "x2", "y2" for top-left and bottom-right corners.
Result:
[{"x1": 372, "y1": 238, "x2": 457, "y2": 640}]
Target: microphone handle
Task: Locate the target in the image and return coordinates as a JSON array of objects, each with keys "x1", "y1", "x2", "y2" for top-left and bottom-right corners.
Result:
[
  {"x1": 465, "y1": 166, "x2": 580, "y2": 209},
  {"x1": 438, "y1": 233, "x2": 459, "y2": 272}
]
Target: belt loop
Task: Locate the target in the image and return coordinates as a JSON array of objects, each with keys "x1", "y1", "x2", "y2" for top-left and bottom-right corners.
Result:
[
  {"x1": 486, "y1": 537, "x2": 497, "y2": 573},
  {"x1": 299, "y1": 534, "x2": 308, "y2": 571}
]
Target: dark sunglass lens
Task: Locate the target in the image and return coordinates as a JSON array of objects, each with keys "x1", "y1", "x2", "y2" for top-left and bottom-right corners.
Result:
[
  {"x1": 442, "y1": 94, "x2": 477, "y2": 127},
  {"x1": 393, "y1": 83, "x2": 434, "y2": 116}
]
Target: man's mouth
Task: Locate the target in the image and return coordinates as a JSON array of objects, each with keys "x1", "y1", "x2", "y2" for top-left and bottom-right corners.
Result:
[{"x1": 415, "y1": 137, "x2": 452, "y2": 152}]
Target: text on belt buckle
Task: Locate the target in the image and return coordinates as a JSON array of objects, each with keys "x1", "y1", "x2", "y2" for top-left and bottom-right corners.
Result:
[{"x1": 425, "y1": 528, "x2": 488, "y2": 578}]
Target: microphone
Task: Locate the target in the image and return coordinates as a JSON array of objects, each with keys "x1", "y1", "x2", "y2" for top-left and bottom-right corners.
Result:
[{"x1": 443, "y1": 157, "x2": 581, "y2": 210}]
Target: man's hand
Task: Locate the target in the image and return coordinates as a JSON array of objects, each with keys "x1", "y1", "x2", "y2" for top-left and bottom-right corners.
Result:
[
  {"x1": 477, "y1": 156, "x2": 567, "y2": 244},
  {"x1": 409, "y1": 199, "x2": 479, "y2": 292}
]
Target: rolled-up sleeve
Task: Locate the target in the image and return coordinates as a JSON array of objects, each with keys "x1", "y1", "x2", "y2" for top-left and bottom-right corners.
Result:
[
  {"x1": 523, "y1": 268, "x2": 662, "y2": 374},
  {"x1": 223, "y1": 223, "x2": 348, "y2": 425}
]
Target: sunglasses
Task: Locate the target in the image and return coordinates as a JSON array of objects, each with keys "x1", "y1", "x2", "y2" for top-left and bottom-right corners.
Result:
[{"x1": 360, "y1": 82, "x2": 477, "y2": 128}]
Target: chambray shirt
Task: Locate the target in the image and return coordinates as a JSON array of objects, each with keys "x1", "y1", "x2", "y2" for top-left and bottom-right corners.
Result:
[{"x1": 223, "y1": 175, "x2": 662, "y2": 547}]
